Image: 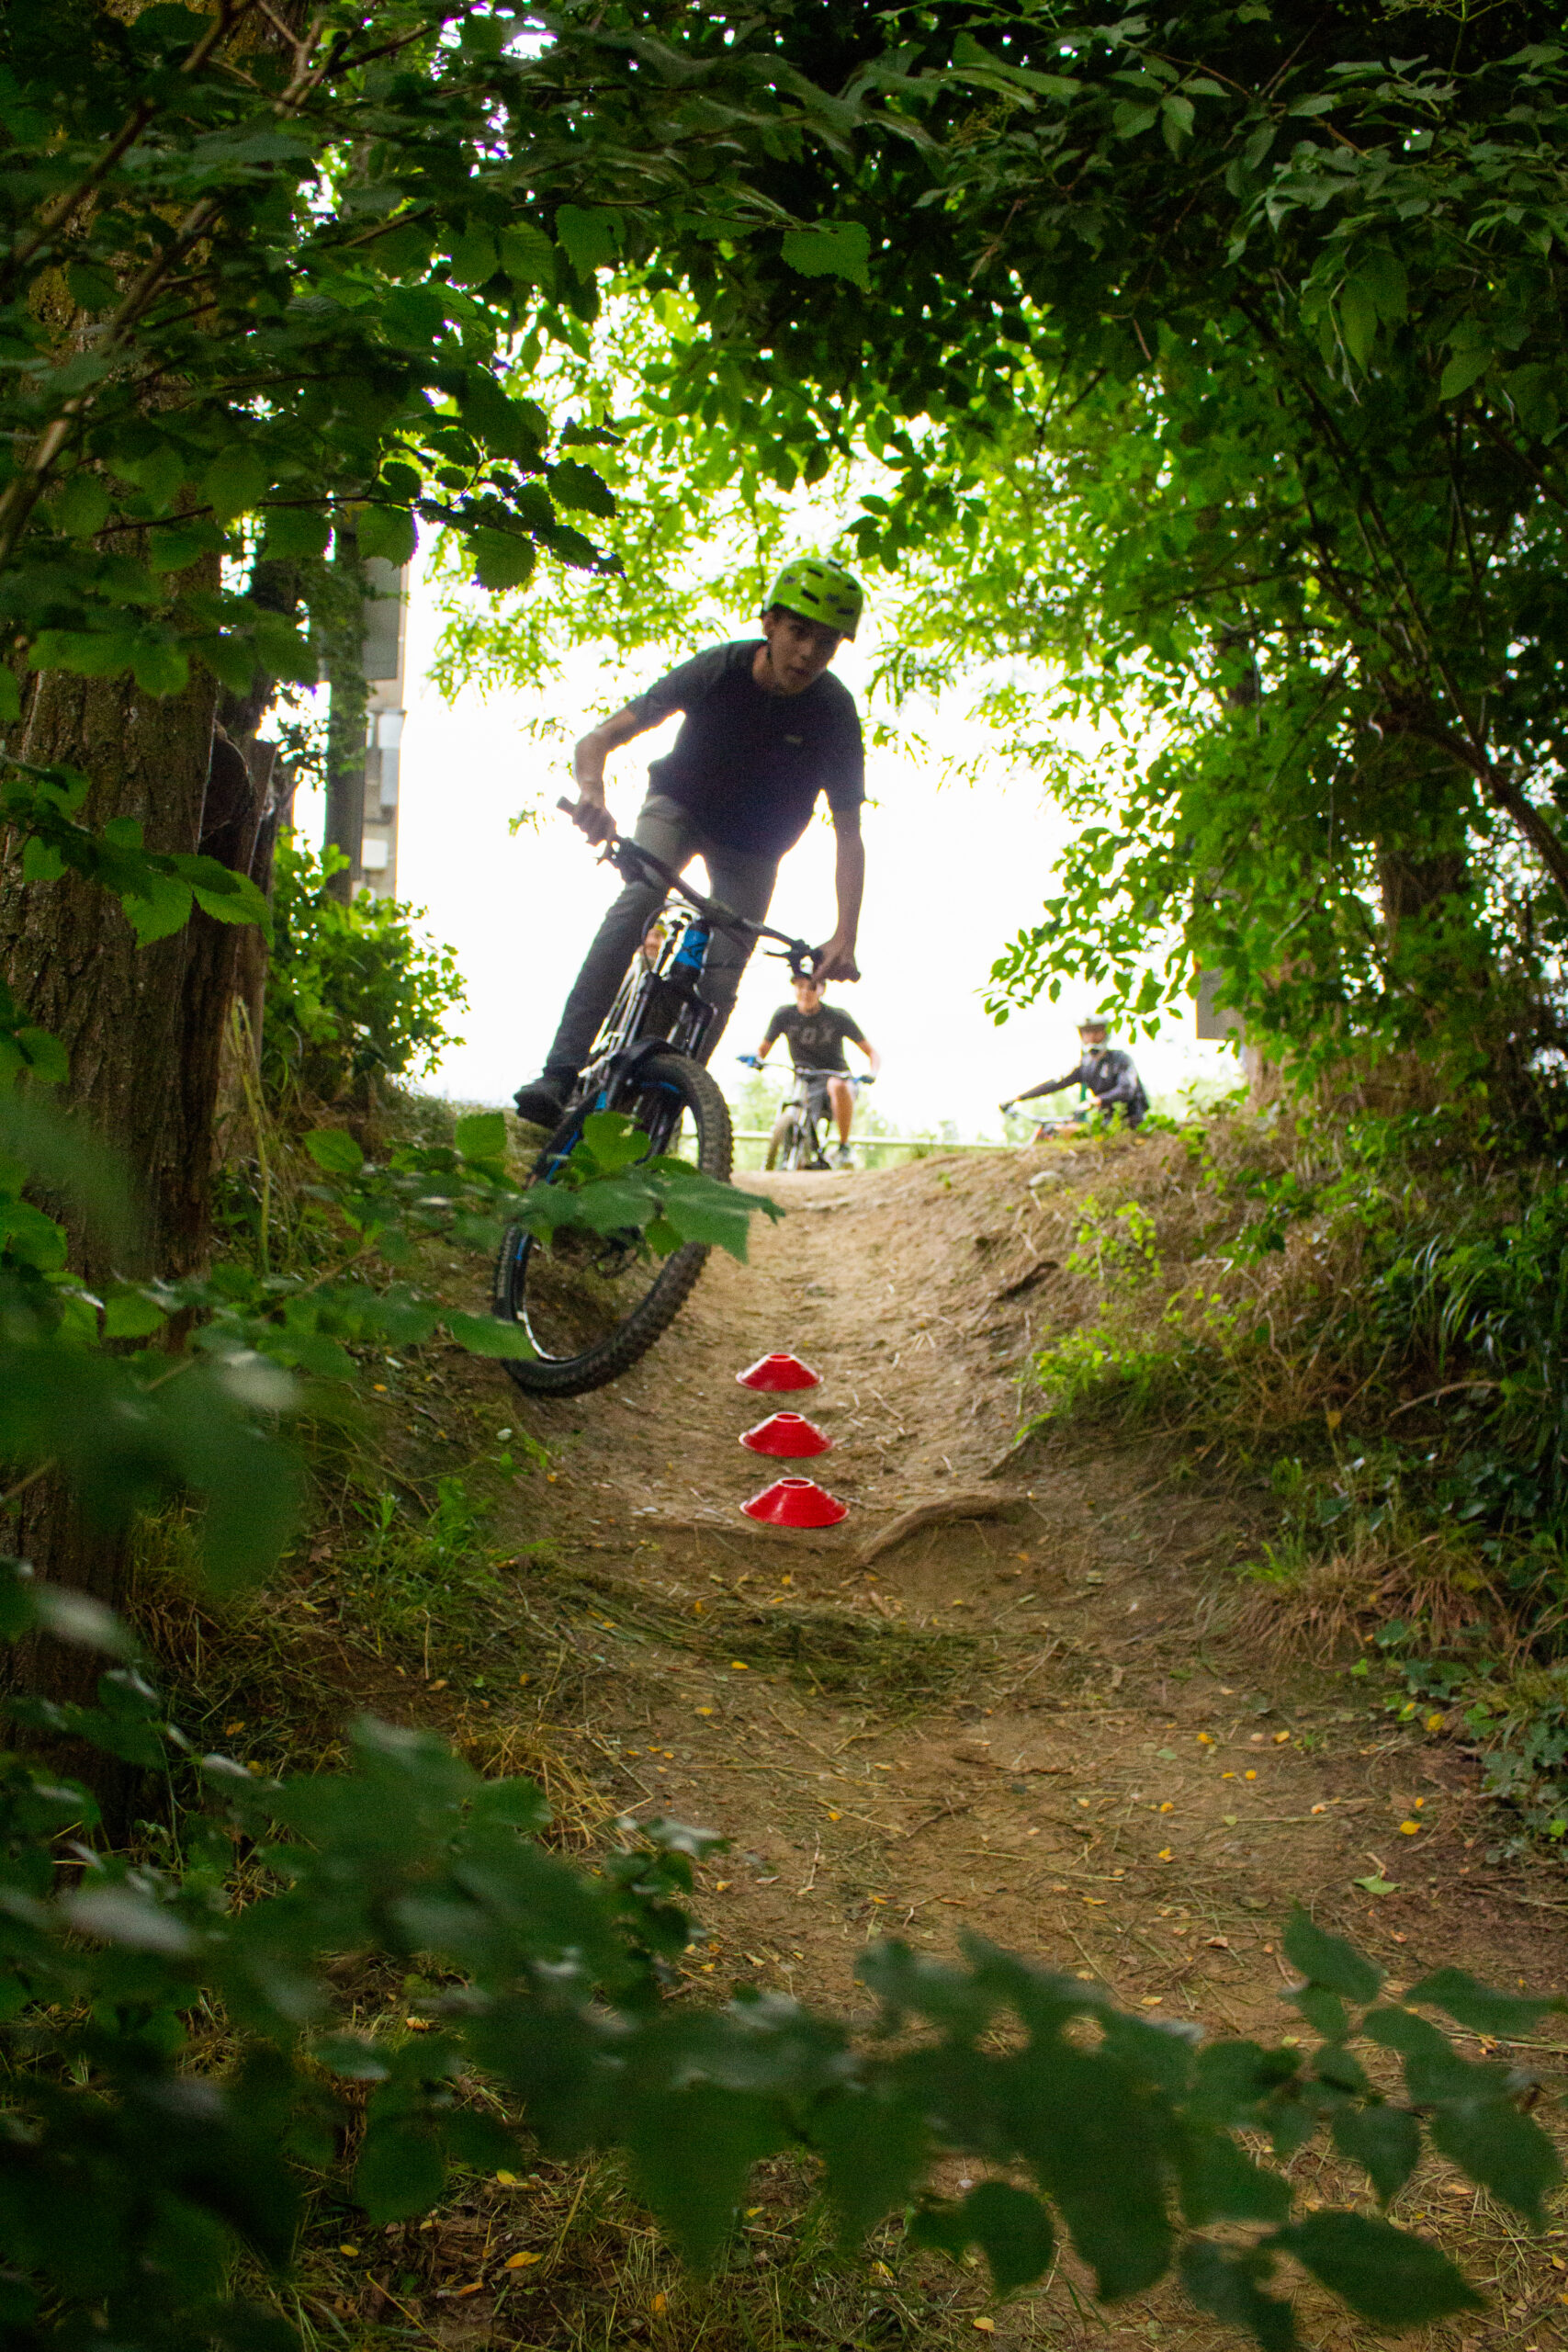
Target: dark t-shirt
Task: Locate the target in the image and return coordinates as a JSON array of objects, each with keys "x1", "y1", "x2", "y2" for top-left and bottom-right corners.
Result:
[
  {"x1": 629, "y1": 639, "x2": 864, "y2": 859},
  {"x1": 762, "y1": 1002, "x2": 867, "y2": 1074}
]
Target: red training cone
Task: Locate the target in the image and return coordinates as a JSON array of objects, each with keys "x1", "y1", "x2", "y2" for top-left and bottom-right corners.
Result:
[
  {"x1": 742, "y1": 1476, "x2": 848, "y2": 1529},
  {"x1": 737, "y1": 1351, "x2": 820, "y2": 1392},
  {"x1": 740, "y1": 1411, "x2": 832, "y2": 1460}
]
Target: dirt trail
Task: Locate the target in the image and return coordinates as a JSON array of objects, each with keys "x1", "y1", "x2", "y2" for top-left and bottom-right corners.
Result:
[{"x1": 438, "y1": 1144, "x2": 1568, "y2": 2346}]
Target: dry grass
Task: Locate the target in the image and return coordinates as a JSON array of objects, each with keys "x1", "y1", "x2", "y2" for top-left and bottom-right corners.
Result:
[{"x1": 1233, "y1": 1516, "x2": 1508, "y2": 1668}]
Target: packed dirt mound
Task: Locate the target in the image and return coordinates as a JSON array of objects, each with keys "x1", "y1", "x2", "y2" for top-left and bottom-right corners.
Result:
[{"x1": 274, "y1": 1136, "x2": 1567, "y2": 2346}]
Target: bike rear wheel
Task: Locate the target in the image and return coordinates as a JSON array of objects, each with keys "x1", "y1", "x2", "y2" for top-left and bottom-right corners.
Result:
[{"x1": 492, "y1": 1051, "x2": 732, "y2": 1396}]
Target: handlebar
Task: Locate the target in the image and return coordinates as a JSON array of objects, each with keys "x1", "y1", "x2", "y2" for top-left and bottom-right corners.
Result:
[
  {"x1": 739, "y1": 1057, "x2": 872, "y2": 1084},
  {"x1": 558, "y1": 797, "x2": 818, "y2": 978}
]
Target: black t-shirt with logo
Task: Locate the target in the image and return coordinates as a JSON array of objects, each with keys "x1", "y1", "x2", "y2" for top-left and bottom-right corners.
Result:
[
  {"x1": 762, "y1": 1003, "x2": 867, "y2": 1074},
  {"x1": 629, "y1": 639, "x2": 864, "y2": 859}
]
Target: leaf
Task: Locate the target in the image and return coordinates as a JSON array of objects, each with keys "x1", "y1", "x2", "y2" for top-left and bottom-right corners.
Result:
[
  {"x1": 1282, "y1": 1911, "x2": 1381, "y2": 2003},
  {"x1": 781, "y1": 222, "x2": 871, "y2": 288},
  {"x1": 1337, "y1": 274, "x2": 1378, "y2": 368},
  {"x1": 500, "y1": 223, "x2": 556, "y2": 291},
  {"x1": 355, "y1": 2123, "x2": 447, "y2": 2222},
  {"x1": 469, "y1": 529, "x2": 536, "y2": 593},
  {"x1": 1439, "y1": 345, "x2": 1492, "y2": 401},
  {"x1": 120, "y1": 869, "x2": 194, "y2": 944},
  {"x1": 303, "y1": 1128, "x2": 365, "y2": 1177},
  {"x1": 445, "y1": 1311, "x2": 536, "y2": 1360},
  {"x1": 1429, "y1": 2099, "x2": 1562, "y2": 2225},
  {"x1": 126, "y1": 635, "x2": 189, "y2": 695},
  {"x1": 1180, "y1": 2243, "x2": 1297, "y2": 2351},
  {"x1": 1504, "y1": 362, "x2": 1560, "y2": 438},
  {"x1": 449, "y1": 225, "x2": 498, "y2": 287},
  {"x1": 455, "y1": 1112, "x2": 507, "y2": 1161},
  {"x1": 1273, "y1": 2213, "x2": 1482, "y2": 2325},
  {"x1": 1330, "y1": 2104, "x2": 1419, "y2": 2203},
  {"x1": 547, "y1": 460, "x2": 615, "y2": 518},
  {"x1": 103, "y1": 1290, "x2": 168, "y2": 1340},
  {"x1": 357, "y1": 503, "x2": 417, "y2": 566},
  {"x1": 815, "y1": 2084, "x2": 928, "y2": 2245},
  {"x1": 1161, "y1": 94, "x2": 1194, "y2": 153},
  {"x1": 909, "y1": 2183, "x2": 1055, "y2": 2294},
  {"x1": 201, "y1": 447, "x2": 269, "y2": 521},
  {"x1": 53, "y1": 472, "x2": 112, "y2": 538},
  {"x1": 1177, "y1": 2129, "x2": 1292, "y2": 2226},
  {"x1": 262, "y1": 505, "x2": 333, "y2": 560},
  {"x1": 1404, "y1": 1967, "x2": 1566, "y2": 2038},
  {"x1": 555, "y1": 205, "x2": 620, "y2": 279},
  {"x1": 1357, "y1": 246, "x2": 1408, "y2": 322},
  {"x1": 623, "y1": 2086, "x2": 788, "y2": 2268}
]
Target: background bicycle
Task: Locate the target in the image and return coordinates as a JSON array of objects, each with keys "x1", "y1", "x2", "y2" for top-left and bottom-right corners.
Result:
[
  {"x1": 739, "y1": 1061, "x2": 874, "y2": 1171},
  {"x1": 492, "y1": 807, "x2": 812, "y2": 1396}
]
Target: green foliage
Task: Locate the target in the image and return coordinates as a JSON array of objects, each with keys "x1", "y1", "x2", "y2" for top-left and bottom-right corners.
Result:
[
  {"x1": 262, "y1": 835, "x2": 467, "y2": 1102},
  {"x1": 0, "y1": 1568, "x2": 1557, "y2": 2350},
  {"x1": 340, "y1": 1475, "x2": 509, "y2": 1645},
  {"x1": 0, "y1": 1089, "x2": 774, "y2": 1584},
  {"x1": 0, "y1": 0, "x2": 910, "y2": 712}
]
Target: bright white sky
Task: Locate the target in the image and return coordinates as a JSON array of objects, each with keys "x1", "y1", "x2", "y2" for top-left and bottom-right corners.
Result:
[{"x1": 294, "y1": 563, "x2": 1240, "y2": 1136}]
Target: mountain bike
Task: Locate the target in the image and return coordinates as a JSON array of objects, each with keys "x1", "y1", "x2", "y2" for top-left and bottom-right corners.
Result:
[
  {"x1": 739, "y1": 1061, "x2": 874, "y2": 1171},
  {"x1": 492, "y1": 803, "x2": 815, "y2": 1396}
]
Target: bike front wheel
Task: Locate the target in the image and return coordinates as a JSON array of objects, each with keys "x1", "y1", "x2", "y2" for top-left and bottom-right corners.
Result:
[{"x1": 492, "y1": 1051, "x2": 733, "y2": 1396}]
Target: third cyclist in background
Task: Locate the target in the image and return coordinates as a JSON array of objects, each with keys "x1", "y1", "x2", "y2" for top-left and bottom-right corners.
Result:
[
  {"x1": 754, "y1": 970, "x2": 881, "y2": 1167},
  {"x1": 1000, "y1": 1011, "x2": 1148, "y2": 1134}
]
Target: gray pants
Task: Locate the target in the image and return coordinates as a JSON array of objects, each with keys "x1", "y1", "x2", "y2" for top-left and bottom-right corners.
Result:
[{"x1": 545, "y1": 794, "x2": 780, "y2": 1074}]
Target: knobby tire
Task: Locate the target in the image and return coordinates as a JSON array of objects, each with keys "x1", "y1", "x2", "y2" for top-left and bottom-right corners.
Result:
[{"x1": 492, "y1": 1051, "x2": 732, "y2": 1396}]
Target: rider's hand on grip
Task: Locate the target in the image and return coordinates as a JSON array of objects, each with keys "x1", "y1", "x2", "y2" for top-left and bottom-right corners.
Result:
[{"x1": 558, "y1": 792, "x2": 615, "y2": 845}]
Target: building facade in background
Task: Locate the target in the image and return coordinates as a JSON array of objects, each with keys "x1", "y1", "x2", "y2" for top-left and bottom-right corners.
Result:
[{"x1": 359, "y1": 557, "x2": 408, "y2": 899}]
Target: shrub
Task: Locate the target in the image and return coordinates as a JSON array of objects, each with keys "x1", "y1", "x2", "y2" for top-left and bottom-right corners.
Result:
[{"x1": 262, "y1": 836, "x2": 467, "y2": 1104}]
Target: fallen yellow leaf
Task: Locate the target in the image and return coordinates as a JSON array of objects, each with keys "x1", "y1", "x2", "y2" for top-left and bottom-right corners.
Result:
[
  {"x1": 494, "y1": 2170, "x2": 522, "y2": 2187},
  {"x1": 1157, "y1": 1847, "x2": 1173, "y2": 1860},
  {"x1": 729, "y1": 1660, "x2": 749, "y2": 1671},
  {"x1": 404, "y1": 2016, "x2": 432, "y2": 2031},
  {"x1": 1158, "y1": 1801, "x2": 1174, "y2": 1814},
  {"x1": 504, "y1": 2251, "x2": 542, "y2": 2270},
  {"x1": 1426, "y1": 1713, "x2": 1444, "y2": 1732},
  {"x1": 695, "y1": 1706, "x2": 714, "y2": 1716},
  {"x1": 651, "y1": 2292, "x2": 668, "y2": 2313},
  {"x1": 1245, "y1": 1770, "x2": 1258, "y2": 1781},
  {"x1": 338, "y1": 2244, "x2": 360, "y2": 2256},
  {"x1": 973, "y1": 2319, "x2": 996, "y2": 2334},
  {"x1": 1398, "y1": 1819, "x2": 1420, "y2": 1835},
  {"x1": 1273, "y1": 1731, "x2": 1291, "y2": 1745}
]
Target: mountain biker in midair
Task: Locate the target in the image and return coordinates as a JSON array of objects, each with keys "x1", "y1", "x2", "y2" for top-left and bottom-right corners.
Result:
[
  {"x1": 752, "y1": 970, "x2": 881, "y2": 1169},
  {"x1": 1000, "y1": 1013, "x2": 1149, "y2": 1131},
  {"x1": 513, "y1": 557, "x2": 868, "y2": 1129}
]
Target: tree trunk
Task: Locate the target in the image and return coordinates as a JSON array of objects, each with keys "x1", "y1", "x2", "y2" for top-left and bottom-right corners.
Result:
[
  {"x1": 1, "y1": 650, "x2": 220, "y2": 1284},
  {"x1": 0, "y1": 593, "x2": 222, "y2": 1769}
]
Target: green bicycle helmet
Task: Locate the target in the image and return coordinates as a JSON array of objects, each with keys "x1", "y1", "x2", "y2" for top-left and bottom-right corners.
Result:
[{"x1": 765, "y1": 554, "x2": 864, "y2": 641}]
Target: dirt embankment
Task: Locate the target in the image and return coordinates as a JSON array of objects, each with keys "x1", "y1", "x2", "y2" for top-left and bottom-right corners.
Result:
[{"x1": 263, "y1": 1138, "x2": 1568, "y2": 2348}]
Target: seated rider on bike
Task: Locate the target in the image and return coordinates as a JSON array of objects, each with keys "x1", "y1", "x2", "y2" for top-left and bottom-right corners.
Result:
[
  {"x1": 752, "y1": 971, "x2": 881, "y2": 1169},
  {"x1": 1000, "y1": 1012, "x2": 1149, "y2": 1131},
  {"x1": 513, "y1": 556, "x2": 868, "y2": 1129}
]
